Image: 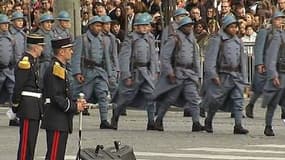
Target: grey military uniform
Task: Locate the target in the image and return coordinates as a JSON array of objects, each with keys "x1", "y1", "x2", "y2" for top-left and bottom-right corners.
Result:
[
  {"x1": 111, "y1": 31, "x2": 159, "y2": 126},
  {"x1": 102, "y1": 31, "x2": 119, "y2": 97},
  {"x1": 248, "y1": 28, "x2": 273, "y2": 107},
  {"x1": 153, "y1": 30, "x2": 201, "y2": 123},
  {"x1": 203, "y1": 30, "x2": 247, "y2": 126},
  {"x1": 9, "y1": 25, "x2": 26, "y2": 62},
  {"x1": 71, "y1": 30, "x2": 112, "y2": 122},
  {"x1": 262, "y1": 30, "x2": 285, "y2": 125},
  {"x1": 35, "y1": 28, "x2": 54, "y2": 88},
  {"x1": 52, "y1": 24, "x2": 72, "y2": 39},
  {"x1": 0, "y1": 31, "x2": 15, "y2": 104}
]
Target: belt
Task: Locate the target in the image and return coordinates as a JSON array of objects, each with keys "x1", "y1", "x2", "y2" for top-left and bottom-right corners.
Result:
[
  {"x1": 21, "y1": 91, "x2": 42, "y2": 98},
  {"x1": 45, "y1": 98, "x2": 51, "y2": 104},
  {"x1": 176, "y1": 63, "x2": 193, "y2": 69},
  {"x1": 133, "y1": 62, "x2": 150, "y2": 68},
  {"x1": 0, "y1": 63, "x2": 8, "y2": 69},
  {"x1": 219, "y1": 66, "x2": 241, "y2": 72},
  {"x1": 84, "y1": 63, "x2": 103, "y2": 69}
]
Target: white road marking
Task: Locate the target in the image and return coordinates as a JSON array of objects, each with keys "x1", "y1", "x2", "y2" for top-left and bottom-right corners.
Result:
[
  {"x1": 37, "y1": 155, "x2": 149, "y2": 160},
  {"x1": 135, "y1": 152, "x2": 285, "y2": 160},
  {"x1": 249, "y1": 144, "x2": 285, "y2": 148},
  {"x1": 178, "y1": 147, "x2": 285, "y2": 154}
]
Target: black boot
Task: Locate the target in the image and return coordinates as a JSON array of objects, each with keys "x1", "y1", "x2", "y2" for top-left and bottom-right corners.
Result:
[
  {"x1": 233, "y1": 125, "x2": 249, "y2": 134},
  {"x1": 82, "y1": 108, "x2": 90, "y2": 116},
  {"x1": 204, "y1": 118, "x2": 213, "y2": 133},
  {"x1": 100, "y1": 120, "x2": 113, "y2": 129},
  {"x1": 154, "y1": 119, "x2": 164, "y2": 131},
  {"x1": 245, "y1": 104, "x2": 254, "y2": 118},
  {"x1": 9, "y1": 119, "x2": 19, "y2": 127},
  {"x1": 192, "y1": 122, "x2": 205, "y2": 132},
  {"x1": 281, "y1": 111, "x2": 285, "y2": 119},
  {"x1": 230, "y1": 113, "x2": 245, "y2": 118},
  {"x1": 264, "y1": 125, "x2": 275, "y2": 136},
  {"x1": 200, "y1": 108, "x2": 206, "y2": 118},
  {"x1": 120, "y1": 107, "x2": 127, "y2": 116},
  {"x1": 147, "y1": 121, "x2": 156, "y2": 130},
  {"x1": 183, "y1": 109, "x2": 192, "y2": 117}
]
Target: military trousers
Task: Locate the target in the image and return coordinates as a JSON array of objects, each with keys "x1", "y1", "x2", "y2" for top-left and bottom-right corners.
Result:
[
  {"x1": 206, "y1": 74, "x2": 244, "y2": 125},
  {"x1": 17, "y1": 118, "x2": 40, "y2": 160},
  {"x1": 45, "y1": 130, "x2": 68, "y2": 160},
  {"x1": 81, "y1": 76, "x2": 109, "y2": 122},
  {"x1": 0, "y1": 69, "x2": 14, "y2": 103}
]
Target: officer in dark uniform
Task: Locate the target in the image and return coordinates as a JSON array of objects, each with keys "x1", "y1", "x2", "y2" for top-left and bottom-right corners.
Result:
[
  {"x1": 41, "y1": 37, "x2": 86, "y2": 160},
  {"x1": 12, "y1": 34, "x2": 45, "y2": 160}
]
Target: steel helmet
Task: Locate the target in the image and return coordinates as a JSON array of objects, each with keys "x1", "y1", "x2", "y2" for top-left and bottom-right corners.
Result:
[
  {"x1": 133, "y1": 14, "x2": 150, "y2": 26},
  {"x1": 39, "y1": 13, "x2": 54, "y2": 23},
  {"x1": 11, "y1": 11, "x2": 24, "y2": 21},
  {"x1": 173, "y1": 8, "x2": 188, "y2": 17},
  {"x1": 56, "y1": 11, "x2": 71, "y2": 21},
  {"x1": 101, "y1": 15, "x2": 112, "y2": 23},
  {"x1": 271, "y1": 11, "x2": 285, "y2": 19},
  {"x1": 87, "y1": 16, "x2": 103, "y2": 26},
  {"x1": 177, "y1": 16, "x2": 194, "y2": 29},
  {"x1": 222, "y1": 15, "x2": 238, "y2": 29},
  {"x1": 0, "y1": 14, "x2": 10, "y2": 24}
]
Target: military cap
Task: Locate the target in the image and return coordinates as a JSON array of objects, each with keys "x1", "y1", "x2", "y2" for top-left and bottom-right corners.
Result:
[
  {"x1": 51, "y1": 37, "x2": 74, "y2": 49},
  {"x1": 27, "y1": 34, "x2": 45, "y2": 45},
  {"x1": 11, "y1": 11, "x2": 25, "y2": 21}
]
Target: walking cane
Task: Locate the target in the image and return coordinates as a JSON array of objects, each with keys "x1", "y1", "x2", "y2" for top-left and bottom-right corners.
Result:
[{"x1": 76, "y1": 93, "x2": 85, "y2": 160}]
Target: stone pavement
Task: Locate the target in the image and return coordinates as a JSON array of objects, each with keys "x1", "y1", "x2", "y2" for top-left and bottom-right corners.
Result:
[{"x1": 0, "y1": 99, "x2": 285, "y2": 160}]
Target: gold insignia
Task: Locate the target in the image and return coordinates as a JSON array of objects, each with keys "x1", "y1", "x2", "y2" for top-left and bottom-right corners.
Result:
[
  {"x1": 18, "y1": 56, "x2": 31, "y2": 69},
  {"x1": 52, "y1": 62, "x2": 65, "y2": 79}
]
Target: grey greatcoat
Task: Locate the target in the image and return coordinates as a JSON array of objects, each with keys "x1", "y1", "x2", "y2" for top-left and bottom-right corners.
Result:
[
  {"x1": 35, "y1": 28, "x2": 54, "y2": 88},
  {"x1": 102, "y1": 31, "x2": 119, "y2": 97},
  {"x1": 9, "y1": 25, "x2": 26, "y2": 62},
  {"x1": 52, "y1": 24, "x2": 73, "y2": 39},
  {"x1": 0, "y1": 31, "x2": 15, "y2": 104},
  {"x1": 203, "y1": 31, "x2": 247, "y2": 124},
  {"x1": 251, "y1": 28, "x2": 273, "y2": 93},
  {"x1": 263, "y1": 30, "x2": 285, "y2": 108},
  {"x1": 71, "y1": 30, "x2": 112, "y2": 121},
  {"x1": 153, "y1": 30, "x2": 200, "y2": 106},
  {"x1": 112, "y1": 32, "x2": 159, "y2": 108}
]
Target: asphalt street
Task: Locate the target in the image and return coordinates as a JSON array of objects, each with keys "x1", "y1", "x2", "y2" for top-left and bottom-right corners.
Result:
[{"x1": 1, "y1": 99, "x2": 285, "y2": 160}]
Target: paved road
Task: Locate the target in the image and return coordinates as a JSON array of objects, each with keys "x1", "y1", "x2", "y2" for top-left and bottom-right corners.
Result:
[{"x1": 1, "y1": 99, "x2": 285, "y2": 160}]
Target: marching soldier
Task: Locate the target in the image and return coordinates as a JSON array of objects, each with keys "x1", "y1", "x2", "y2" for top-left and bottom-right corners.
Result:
[
  {"x1": 246, "y1": 12, "x2": 285, "y2": 119},
  {"x1": 111, "y1": 13, "x2": 159, "y2": 130},
  {"x1": 53, "y1": 10, "x2": 73, "y2": 39},
  {"x1": 35, "y1": 13, "x2": 55, "y2": 88},
  {"x1": 9, "y1": 11, "x2": 26, "y2": 62},
  {"x1": 0, "y1": 14, "x2": 18, "y2": 126},
  {"x1": 153, "y1": 17, "x2": 204, "y2": 132},
  {"x1": 203, "y1": 15, "x2": 249, "y2": 134},
  {"x1": 262, "y1": 12, "x2": 285, "y2": 136},
  {"x1": 101, "y1": 15, "x2": 120, "y2": 98},
  {"x1": 12, "y1": 34, "x2": 44, "y2": 160},
  {"x1": 71, "y1": 16, "x2": 113, "y2": 129},
  {"x1": 41, "y1": 37, "x2": 86, "y2": 159}
]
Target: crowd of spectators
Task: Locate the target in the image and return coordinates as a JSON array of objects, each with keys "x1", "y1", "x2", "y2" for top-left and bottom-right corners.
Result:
[{"x1": 0, "y1": 0, "x2": 283, "y2": 47}]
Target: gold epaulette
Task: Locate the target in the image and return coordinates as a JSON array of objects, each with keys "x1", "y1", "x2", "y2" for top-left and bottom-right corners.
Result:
[
  {"x1": 52, "y1": 62, "x2": 65, "y2": 79},
  {"x1": 18, "y1": 56, "x2": 31, "y2": 69}
]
